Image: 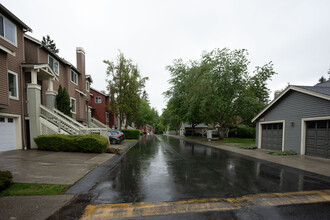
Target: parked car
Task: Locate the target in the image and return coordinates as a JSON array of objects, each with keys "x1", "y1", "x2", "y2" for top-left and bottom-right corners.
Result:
[
  {"x1": 211, "y1": 130, "x2": 219, "y2": 137},
  {"x1": 108, "y1": 131, "x2": 122, "y2": 144},
  {"x1": 109, "y1": 129, "x2": 125, "y2": 141},
  {"x1": 184, "y1": 130, "x2": 202, "y2": 137}
]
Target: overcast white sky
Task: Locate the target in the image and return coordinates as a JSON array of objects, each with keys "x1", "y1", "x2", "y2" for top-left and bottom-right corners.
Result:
[{"x1": 3, "y1": 0, "x2": 330, "y2": 113}]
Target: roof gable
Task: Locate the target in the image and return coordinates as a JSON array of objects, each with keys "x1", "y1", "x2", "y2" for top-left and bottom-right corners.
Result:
[
  {"x1": 252, "y1": 85, "x2": 330, "y2": 122},
  {"x1": 0, "y1": 4, "x2": 32, "y2": 32}
]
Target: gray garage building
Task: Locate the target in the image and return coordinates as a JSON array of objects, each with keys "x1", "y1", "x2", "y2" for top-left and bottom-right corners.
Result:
[{"x1": 252, "y1": 81, "x2": 330, "y2": 158}]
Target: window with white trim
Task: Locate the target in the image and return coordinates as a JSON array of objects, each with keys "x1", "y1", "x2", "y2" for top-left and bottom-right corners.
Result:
[
  {"x1": 48, "y1": 55, "x2": 59, "y2": 75},
  {"x1": 70, "y1": 97, "x2": 76, "y2": 114},
  {"x1": 0, "y1": 14, "x2": 17, "y2": 45},
  {"x1": 86, "y1": 81, "x2": 90, "y2": 92},
  {"x1": 106, "y1": 112, "x2": 109, "y2": 122},
  {"x1": 71, "y1": 70, "x2": 78, "y2": 85},
  {"x1": 95, "y1": 96, "x2": 102, "y2": 103},
  {"x1": 8, "y1": 71, "x2": 18, "y2": 99}
]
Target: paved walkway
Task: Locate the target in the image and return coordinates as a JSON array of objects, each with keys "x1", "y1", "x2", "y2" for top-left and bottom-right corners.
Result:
[
  {"x1": 0, "y1": 150, "x2": 114, "y2": 184},
  {"x1": 168, "y1": 135, "x2": 330, "y2": 178},
  {"x1": 0, "y1": 140, "x2": 137, "y2": 220}
]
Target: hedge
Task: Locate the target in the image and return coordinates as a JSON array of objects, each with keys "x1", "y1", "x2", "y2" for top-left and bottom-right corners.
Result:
[
  {"x1": 229, "y1": 125, "x2": 255, "y2": 138},
  {"x1": 34, "y1": 134, "x2": 108, "y2": 153},
  {"x1": 121, "y1": 129, "x2": 140, "y2": 139},
  {"x1": 0, "y1": 171, "x2": 13, "y2": 191}
]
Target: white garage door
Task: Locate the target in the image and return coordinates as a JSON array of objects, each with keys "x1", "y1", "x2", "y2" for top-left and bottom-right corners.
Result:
[{"x1": 0, "y1": 117, "x2": 16, "y2": 151}]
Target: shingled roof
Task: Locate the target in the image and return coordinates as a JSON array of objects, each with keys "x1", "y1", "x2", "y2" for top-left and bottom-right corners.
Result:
[{"x1": 252, "y1": 81, "x2": 330, "y2": 122}]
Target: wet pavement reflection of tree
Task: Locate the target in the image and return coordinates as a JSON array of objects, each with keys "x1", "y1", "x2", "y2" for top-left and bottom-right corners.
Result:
[{"x1": 90, "y1": 135, "x2": 330, "y2": 204}]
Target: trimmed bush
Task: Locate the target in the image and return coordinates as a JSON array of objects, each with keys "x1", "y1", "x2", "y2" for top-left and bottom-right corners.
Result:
[
  {"x1": 0, "y1": 171, "x2": 13, "y2": 191},
  {"x1": 229, "y1": 125, "x2": 255, "y2": 138},
  {"x1": 34, "y1": 134, "x2": 108, "y2": 153},
  {"x1": 121, "y1": 129, "x2": 141, "y2": 139}
]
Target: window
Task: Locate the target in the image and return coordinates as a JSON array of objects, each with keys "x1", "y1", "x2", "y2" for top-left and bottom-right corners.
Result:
[
  {"x1": 0, "y1": 118, "x2": 4, "y2": 122},
  {"x1": 70, "y1": 98, "x2": 76, "y2": 114},
  {"x1": 95, "y1": 96, "x2": 102, "y2": 103},
  {"x1": 106, "y1": 112, "x2": 109, "y2": 122},
  {"x1": 7, "y1": 118, "x2": 13, "y2": 123},
  {"x1": 48, "y1": 56, "x2": 59, "y2": 75},
  {"x1": 86, "y1": 81, "x2": 90, "y2": 92},
  {"x1": 0, "y1": 14, "x2": 17, "y2": 45},
  {"x1": 71, "y1": 70, "x2": 78, "y2": 85},
  {"x1": 8, "y1": 71, "x2": 18, "y2": 99}
]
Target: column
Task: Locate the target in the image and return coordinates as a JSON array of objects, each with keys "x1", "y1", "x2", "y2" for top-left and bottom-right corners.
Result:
[
  {"x1": 46, "y1": 77, "x2": 56, "y2": 110},
  {"x1": 27, "y1": 71, "x2": 41, "y2": 148},
  {"x1": 87, "y1": 105, "x2": 92, "y2": 126}
]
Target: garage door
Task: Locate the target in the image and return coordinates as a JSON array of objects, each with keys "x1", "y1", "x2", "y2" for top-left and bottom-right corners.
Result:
[
  {"x1": 306, "y1": 120, "x2": 330, "y2": 158},
  {"x1": 0, "y1": 117, "x2": 16, "y2": 151},
  {"x1": 261, "y1": 123, "x2": 283, "y2": 150}
]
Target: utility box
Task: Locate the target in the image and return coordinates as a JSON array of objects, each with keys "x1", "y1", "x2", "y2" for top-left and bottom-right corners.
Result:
[{"x1": 207, "y1": 130, "x2": 212, "y2": 141}]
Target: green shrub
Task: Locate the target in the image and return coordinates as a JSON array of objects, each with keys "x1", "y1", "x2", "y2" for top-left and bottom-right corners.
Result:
[
  {"x1": 34, "y1": 134, "x2": 108, "y2": 153},
  {"x1": 0, "y1": 171, "x2": 13, "y2": 191},
  {"x1": 239, "y1": 145, "x2": 257, "y2": 150},
  {"x1": 121, "y1": 129, "x2": 141, "y2": 139},
  {"x1": 228, "y1": 128, "x2": 237, "y2": 137},
  {"x1": 268, "y1": 150, "x2": 297, "y2": 156},
  {"x1": 229, "y1": 125, "x2": 255, "y2": 138}
]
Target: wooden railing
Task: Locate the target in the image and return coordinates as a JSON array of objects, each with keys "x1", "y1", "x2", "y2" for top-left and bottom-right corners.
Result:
[{"x1": 40, "y1": 105, "x2": 80, "y2": 134}]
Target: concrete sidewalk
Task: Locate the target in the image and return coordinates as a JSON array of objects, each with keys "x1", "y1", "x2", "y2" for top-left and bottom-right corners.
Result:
[
  {"x1": 0, "y1": 150, "x2": 114, "y2": 184},
  {"x1": 168, "y1": 135, "x2": 330, "y2": 178},
  {"x1": 0, "y1": 141, "x2": 135, "y2": 220}
]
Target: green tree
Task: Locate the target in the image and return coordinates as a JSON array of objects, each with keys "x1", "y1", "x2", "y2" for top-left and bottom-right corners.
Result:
[
  {"x1": 104, "y1": 52, "x2": 148, "y2": 129},
  {"x1": 42, "y1": 35, "x2": 59, "y2": 54},
  {"x1": 56, "y1": 85, "x2": 71, "y2": 117},
  {"x1": 165, "y1": 60, "x2": 206, "y2": 133},
  {"x1": 319, "y1": 76, "x2": 327, "y2": 83},
  {"x1": 165, "y1": 48, "x2": 276, "y2": 139}
]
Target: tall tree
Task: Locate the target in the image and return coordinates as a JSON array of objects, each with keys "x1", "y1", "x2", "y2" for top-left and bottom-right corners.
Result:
[
  {"x1": 165, "y1": 48, "x2": 276, "y2": 139},
  {"x1": 104, "y1": 52, "x2": 148, "y2": 129},
  {"x1": 42, "y1": 35, "x2": 59, "y2": 54},
  {"x1": 319, "y1": 76, "x2": 327, "y2": 83},
  {"x1": 56, "y1": 85, "x2": 71, "y2": 117}
]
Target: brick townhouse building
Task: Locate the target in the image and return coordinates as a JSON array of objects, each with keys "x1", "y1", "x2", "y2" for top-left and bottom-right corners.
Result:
[
  {"x1": 89, "y1": 88, "x2": 116, "y2": 129},
  {"x1": 0, "y1": 4, "x2": 105, "y2": 151}
]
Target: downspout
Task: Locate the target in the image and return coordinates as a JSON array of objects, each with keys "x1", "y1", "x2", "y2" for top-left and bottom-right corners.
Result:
[
  {"x1": 21, "y1": 37, "x2": 26, "y2": 149},
  {"x1": 20, "y1": 66, "x2": 26, "y2": 149}
]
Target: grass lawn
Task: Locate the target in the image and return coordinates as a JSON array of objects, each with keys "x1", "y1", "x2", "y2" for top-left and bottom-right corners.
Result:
[
  {"x1": 0, "y1": 183, "x2": 69, "y2": 197},
  {"x1": 124, "y1": 139, "x2": 138, "y2": 142}
]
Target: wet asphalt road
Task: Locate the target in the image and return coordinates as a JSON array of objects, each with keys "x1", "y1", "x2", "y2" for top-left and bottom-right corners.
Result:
[
  {"x1": 50, "y1": 135, "x2": 330, "y2": 219},
  {"x1": 90, "y1": 135, "x2": 330, "y2": 204}
]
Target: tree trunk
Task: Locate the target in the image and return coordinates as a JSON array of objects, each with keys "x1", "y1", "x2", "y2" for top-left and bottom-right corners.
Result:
[{"x1": 218, "y1": 123, "x2": 224, "y2": 140}]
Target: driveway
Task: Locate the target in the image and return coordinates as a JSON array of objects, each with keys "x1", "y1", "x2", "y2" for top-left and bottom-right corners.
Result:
[{"x1": 0, "y1": 149, "x2": 114, "y2": 184}]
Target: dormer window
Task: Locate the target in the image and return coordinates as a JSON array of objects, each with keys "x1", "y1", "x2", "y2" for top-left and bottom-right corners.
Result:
[
  {"x1": 0, "y1": 14, "x2": 17, "y2": 46},
  {"x1": 71, "y1": 70, "x2": 78, "y2": 85},
  {"x1": 48, "y1": 55, "x2": 59, "y2": 75}
]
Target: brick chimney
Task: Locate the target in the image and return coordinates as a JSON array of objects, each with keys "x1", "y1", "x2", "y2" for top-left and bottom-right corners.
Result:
[{"x1": 76, "y1": 47, "x2": 85, "y2": 75}]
